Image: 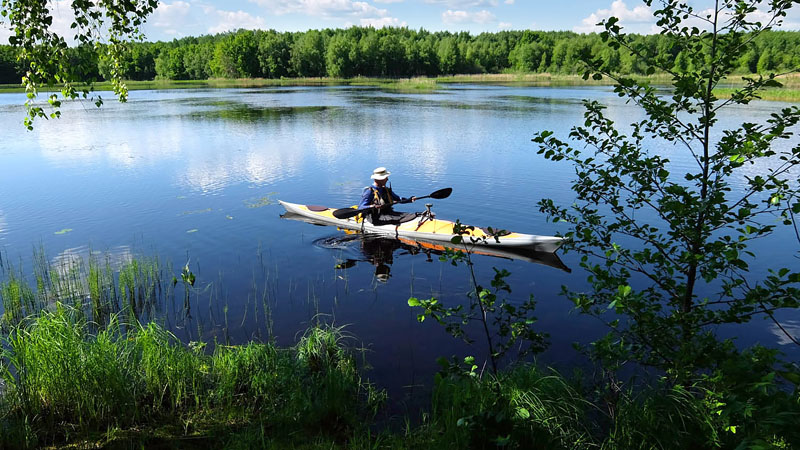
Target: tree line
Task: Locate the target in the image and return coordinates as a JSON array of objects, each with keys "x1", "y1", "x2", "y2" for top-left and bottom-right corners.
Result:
[{"x1": 1, "y1": 27, "x2": 799, "y2": 84}]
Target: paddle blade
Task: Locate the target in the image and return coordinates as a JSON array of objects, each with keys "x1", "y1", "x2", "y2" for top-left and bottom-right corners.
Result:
[
  {"x1": 429, "y1": 187, "x2": 452, "y2": 199},
  {"x1": 333, "y1": 207, "x2": 366, "y2": 219}
]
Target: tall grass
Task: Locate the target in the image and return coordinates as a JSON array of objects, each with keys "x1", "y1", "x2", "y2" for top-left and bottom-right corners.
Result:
[
  {"x1": 0, "y1": 306, "x2": 383, "y2": 448},
  {"x1": 428, "y1": 365, "x2": 597, "y2": 449},
  {"x1": 0, "y1": 248, "x2": 167, "y2": 329}
]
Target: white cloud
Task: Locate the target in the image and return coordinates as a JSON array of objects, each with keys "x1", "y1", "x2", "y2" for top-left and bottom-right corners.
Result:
[
  {"x1": 473, "y1": 9, "x2": 495, "y2": 24},
  {"x1": 249, "y1": 0, "x2": 389, "y2": 18},
  {"x1": 573, "y1": 2, "x2": 800, "y2": 35},
  {"x1": 426, "y1": 0, "x2": 498, "y2": 6},
  {"x1": 360, "y1": 16, "x2": 407, "y2": 27},
  {"x1": 150, "y1": 2, "x2": 265, "y2": 36},
  {"x1": 574, "y1": 0, "x2": 654, "y2": 34},
  {"x1": 442, "y1": 9, "x2": 468, "y2": 23},
  {"x1": 442, "y1": 9, "x2": 495, "y2": 24},
  {"x1": 498, "y1": 21, "x2": 511, "y2": 29},
  {"x1": 373, "y1": 0, "x2": 404, "y2": 3},
  {"x1": 152, "y1": 1, "x2": 192, "y2": 29},
  {"x1": 504, "y1": 0, "x2": 514, "y2": 4},
  {"x1": 208, "y1": 10, "x2": 266, "y2": 33},
  {"x1": 687, "y1": 6, "x2": 800, "y2": 31},
  {"x1": 0, "y1": 23, "x2": 12, "y2": 45}
]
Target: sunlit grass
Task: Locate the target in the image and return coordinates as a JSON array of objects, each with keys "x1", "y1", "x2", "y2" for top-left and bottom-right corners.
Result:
[
  {"x1": 3, "y1": 73, "x2": 799, "y2": 101},
  {"x1": 714, "y1": 86, "x2": 800, "y2": 102},
  {"x1": 0, "y1": 306, "x2": 383, "y2": 448}
]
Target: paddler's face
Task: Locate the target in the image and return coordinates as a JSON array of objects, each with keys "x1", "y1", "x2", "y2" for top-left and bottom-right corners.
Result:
[{"x1": 375, "y1": 178, "x2": 388, "y2": 187}]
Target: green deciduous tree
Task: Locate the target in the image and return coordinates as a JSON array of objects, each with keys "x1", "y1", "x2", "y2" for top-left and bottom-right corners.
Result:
[
  {"x1": 437, "y1": 36, "x2": 462, "y2": 75},
  {"x1": 0, "y1": 44, "x2": 21, "y2": 83},
  {"x1": 258, "y1": 31, "x2": 292, "y2": 78},
  {"x1": 290, "y1": 30, "x2": 326, "y2": 77},
  {"x1": 1, "y1": 0, "x2": 158, "y2": 128},
  {"x1": 325, "y1": 33, "x2": 356, "y2": 78},
  {"x1": 183, "y1": 43, "x2": 212, "y2": 80},
  {"x1": 155, "y1": 46, "x2": 187, "y2": 80},
  {"x1": 533, "y1": 3, "x2": 800, "y2": 441}
]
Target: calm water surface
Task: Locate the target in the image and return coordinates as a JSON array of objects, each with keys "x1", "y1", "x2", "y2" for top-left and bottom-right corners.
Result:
[{"x1": 0, "y1": 85, "x2": 798, "y2": 405}]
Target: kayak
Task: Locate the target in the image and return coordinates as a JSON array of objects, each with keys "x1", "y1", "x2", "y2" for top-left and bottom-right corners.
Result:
[{"x1": 278, "y1": 201, "x2": 565, "y2": 253}]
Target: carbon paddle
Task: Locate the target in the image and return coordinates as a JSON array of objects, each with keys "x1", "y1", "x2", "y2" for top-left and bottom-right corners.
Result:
[{"x1": 332, "y1": 187, "x2": 452, "y2": 220}]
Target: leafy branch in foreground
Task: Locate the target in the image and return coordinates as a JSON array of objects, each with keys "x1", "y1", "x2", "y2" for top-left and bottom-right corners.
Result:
[
  {"x1": 534, "y1": 0, "x2": 800, "y2": 377},
  {"x1": 408, "y1": 220, "x2": 548, "y2": 378},
  {"x1": 1, "y1": 0, "x2": 158, "y2": 129},
  {"x1": 533, "y1": 1, "x2": 800, "y2": 445}
]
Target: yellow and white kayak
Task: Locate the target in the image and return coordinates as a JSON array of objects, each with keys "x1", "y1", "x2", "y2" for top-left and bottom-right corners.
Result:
[{"x1": 278, "y1": 201, "x2": 565, "y2": 253}]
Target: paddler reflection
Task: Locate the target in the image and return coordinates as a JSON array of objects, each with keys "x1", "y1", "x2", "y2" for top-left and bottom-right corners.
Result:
[{"x1": 333, "y1": 235, "x2": 418, "y2": 283}]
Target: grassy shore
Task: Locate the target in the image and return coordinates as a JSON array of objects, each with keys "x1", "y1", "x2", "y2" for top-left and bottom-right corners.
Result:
[
  {"x1": 2, "y1": 73, "x2": 799, "y2": 100},
  {"x1": 2, "y1": 306, "x2": 798, "y2": 449},
  {"x1": 1, "y1": 248, "x2": 798, "y2": 449}
]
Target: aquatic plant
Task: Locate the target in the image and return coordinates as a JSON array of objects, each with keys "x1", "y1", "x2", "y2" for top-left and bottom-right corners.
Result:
[{"x1": 0, "y1": 248, "x2": 167, "y2": 328}]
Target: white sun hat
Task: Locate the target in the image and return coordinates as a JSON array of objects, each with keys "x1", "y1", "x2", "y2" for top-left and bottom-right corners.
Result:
[{"x1": 371, "y1": 167, "x2": 391, "y2": 180}]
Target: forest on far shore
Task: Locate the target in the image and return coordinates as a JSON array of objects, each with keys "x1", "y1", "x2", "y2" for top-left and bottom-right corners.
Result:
[{"x1": 1, "y1": 27, "x2": 799, "y2": 84}]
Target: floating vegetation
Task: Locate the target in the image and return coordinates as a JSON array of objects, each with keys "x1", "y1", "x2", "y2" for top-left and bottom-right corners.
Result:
[
  {"x1": 245, "y1": 192, "x2": 278, "y2": 208},
  {"x1": 180, "y1": 208, "x2": 212, "y2": 216},
  {"x1": 226, "y1": 215, "x2": 234, "y2": 220},
  {"x1": 351, "y1": 77, "x2": 441, "y2": 92},
  {"x1": 54, "y1": 228, "x2": 73, "y2": 235},
  {"x1": 186, "y1": 229, "x2": 199, "y2": 233},
  {"x1": 190, "y1": 105, "x2": 335, "y2": 122}
]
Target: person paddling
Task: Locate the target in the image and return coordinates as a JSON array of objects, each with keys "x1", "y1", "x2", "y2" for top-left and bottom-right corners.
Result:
[{"x1": 359, "y1": 167, "x2": 416, "y2": 225}]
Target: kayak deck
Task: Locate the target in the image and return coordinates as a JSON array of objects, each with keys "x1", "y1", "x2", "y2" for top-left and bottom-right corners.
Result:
[{"x1": 279, "y1": 201, "x2": 564, "y2": 253}]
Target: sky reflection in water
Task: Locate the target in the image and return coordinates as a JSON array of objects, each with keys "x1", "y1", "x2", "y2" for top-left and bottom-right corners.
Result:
[{"x1": 0, "y1": 85, "x2": 798, "y2": 405}]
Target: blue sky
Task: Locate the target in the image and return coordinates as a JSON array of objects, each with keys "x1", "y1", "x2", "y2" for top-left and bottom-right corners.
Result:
[
  {"x1": 139, "y1": 0, "x2": 800, "y2": 40},
  {"x1": 2, "y1": 1, "x2": 800, "y2": 43}
]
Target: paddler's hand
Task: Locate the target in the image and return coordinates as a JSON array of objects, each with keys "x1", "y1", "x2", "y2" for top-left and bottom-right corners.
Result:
[{"x1": 410, "y1": 196, "x2": 417, "y2": 202}]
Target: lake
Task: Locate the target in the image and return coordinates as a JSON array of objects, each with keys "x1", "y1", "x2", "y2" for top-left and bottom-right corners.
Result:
[{"x1": 0, "y1": 84, "x2": 798, "y2": 408}]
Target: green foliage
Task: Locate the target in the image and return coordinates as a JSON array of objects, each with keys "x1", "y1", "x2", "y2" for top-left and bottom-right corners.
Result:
[
  {"x1": 291, "y1": 30, "x2": 326, "y2": 78},
  {"x1": 430, "y1": 364, "x2": 596, "y2": 449},
  {"x1": 0, "y1": 0, "x2": 159, "y2": 128},
  {"x1": 409, "y1": 220, "x2": 548, "y2": 376},
  {"x1": 326, "y1": 33, "x2": 356, "y2": 78},
  {"x1": 534, "y1": 0, "x2": 800, "y2": 378},
  {"x1": 526, "y1": 1, "x2": 800, "y2": 447}
]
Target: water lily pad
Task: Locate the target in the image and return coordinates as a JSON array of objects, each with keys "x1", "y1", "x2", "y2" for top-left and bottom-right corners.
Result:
[{"x1": 54, "y1": 228, "x2": 73, "y2": 235}]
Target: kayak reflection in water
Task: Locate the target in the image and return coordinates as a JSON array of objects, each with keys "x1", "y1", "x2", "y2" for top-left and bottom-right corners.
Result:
[
  {"x1": 331, "y1": 235, "x2": 423, "y2": 283},
  {"x1": 358, "y1": 167, "x2": 418, "y2": 225},
  {"x1": 320, "y1": 233, "x2": 570, "y2": 283}
]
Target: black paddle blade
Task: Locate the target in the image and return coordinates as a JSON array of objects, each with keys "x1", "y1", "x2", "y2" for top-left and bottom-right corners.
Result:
[
  {"x1": 333, "y1": 207, "x2": 367, "y2": 219},
  {"x1": 429, "y1": 187, "x2": 452, "y2": 199}
]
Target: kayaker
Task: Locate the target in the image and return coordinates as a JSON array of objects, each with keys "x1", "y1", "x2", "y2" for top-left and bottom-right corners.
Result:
[{"x1": 358, "y1": 167, "x2": 416, "y2": 225}]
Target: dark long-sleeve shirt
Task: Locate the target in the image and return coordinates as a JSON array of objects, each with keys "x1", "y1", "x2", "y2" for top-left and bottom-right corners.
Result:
[{"x1": 359, "y1": 185, "x2": 402, "y2": 209}]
